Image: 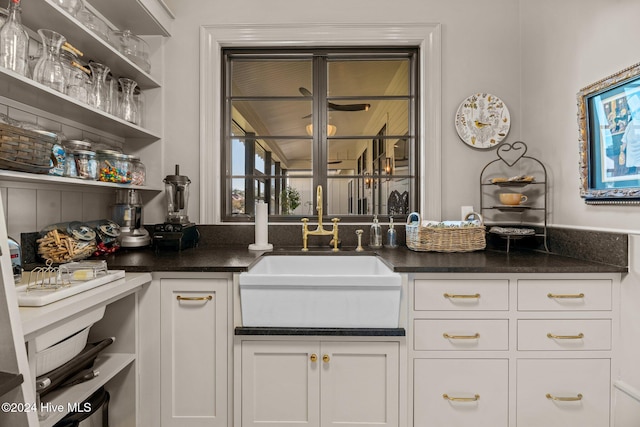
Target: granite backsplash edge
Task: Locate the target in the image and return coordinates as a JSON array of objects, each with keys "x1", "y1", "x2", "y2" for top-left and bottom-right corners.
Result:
[
  {"x1": 20, "y1": 224, "x2": 628, "y2": 268},
  {"x1": 194, "y1": 224, "x2": 628, "y2": 268}
]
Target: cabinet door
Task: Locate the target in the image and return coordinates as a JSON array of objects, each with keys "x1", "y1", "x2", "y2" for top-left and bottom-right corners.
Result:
[
  {"x1": 160, "y1": 278, "x2": 228, "y2": 427},
  {"x1": 414, "y1": 359, "x2": 508, "y2": 427},
  {"x1": 241, "y1": 341, "x2": 320, "y2": 427},
  {"x1": 320, "y1": 341, "x2": 399, "y2": 427},
  {"x1": 516, "y1": 359, "x2": 610, "y2": 427}
]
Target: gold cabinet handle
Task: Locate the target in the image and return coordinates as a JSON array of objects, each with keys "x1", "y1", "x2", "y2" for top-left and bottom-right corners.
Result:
[
  {"x1": 322, "y1": 354, "x2": 330, "y2": 363},
  {"x1": 443, "y1": 393, "x2": 480, "y2": 402},
  {"x1": 310, "y1": 354, "x2": 318, "y2": 362},
  {"x1": 547, "y1": 332, "x2": 584, "y2": 339},
  {"x1": 176, "y1": 295, "x2": 213, "y2": 301},
  {"x1": 547, "y1": 292, "x2": 584, "y2": 299},
  {"x1": 546, "y1": 393, "x2": 583, "y2": 401},
  {"x1": 444, "y1": 293, "x2": 480, "y2": 299},
  {"x1": 443, "y1": 332, "x2": 480, "y2": 340}
]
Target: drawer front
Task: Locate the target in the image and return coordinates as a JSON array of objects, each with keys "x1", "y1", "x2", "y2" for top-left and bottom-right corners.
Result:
[
  {"x1": 414, "y1": 359, "x2": 508, "y2": 427},
  {"x1": 517, "y1": 279, "x2": 612, "y2": 311},
  {"x1": 518, "y1": 319, "x2": 612, "y2": 351},
  {"x1": 414, "y1": 319, "x2": 509, "y2": 351},
  {"x1": 517, "y1": 359, "x2": 610, "y2": 427},
  {"x1": 414, "y1": 279, "x2": 509, "y2": 311}
]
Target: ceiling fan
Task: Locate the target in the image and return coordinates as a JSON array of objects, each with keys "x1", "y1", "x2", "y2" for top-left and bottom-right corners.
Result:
[{"x1": 299, "y1": 87, "x2": 370, "y2": 115}]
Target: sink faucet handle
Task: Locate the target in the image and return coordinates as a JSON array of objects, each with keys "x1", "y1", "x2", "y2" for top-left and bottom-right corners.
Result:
[
  {"x1": 355, "y1": 229, "x2": 364, "y2": 252},
  {"x1": 331, "y1": 218, "x2": 340, "y2": 224}
]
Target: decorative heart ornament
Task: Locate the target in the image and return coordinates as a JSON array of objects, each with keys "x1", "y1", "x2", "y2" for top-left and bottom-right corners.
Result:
[{"x1": 497, "y1": 141, "x2": 527, "y2": 167}]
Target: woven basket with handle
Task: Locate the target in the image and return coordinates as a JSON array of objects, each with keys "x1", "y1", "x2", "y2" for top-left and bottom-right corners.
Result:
[
  {"x1": 405, "y1": 212, "x2": 486, "y2": 252},
  {"x1": 0, "y1": 123, "x2": 56, "y2": 174}
]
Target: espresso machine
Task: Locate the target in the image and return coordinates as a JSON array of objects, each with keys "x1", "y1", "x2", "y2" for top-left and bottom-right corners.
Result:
[
  {"x1": 112, "y1": 189, "x2": 151, "y2": 247},
  {"x1": 153, "y1": 165, "x2": 199, "y2": 250}
]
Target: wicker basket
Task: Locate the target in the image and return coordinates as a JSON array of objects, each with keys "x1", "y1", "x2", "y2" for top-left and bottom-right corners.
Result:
[
  {"x1": 405, "y1": 212, "x2": 486, "y2": 252},
  {"x1": 0, "y1": 123, "x2": 56, "y2": 173}
]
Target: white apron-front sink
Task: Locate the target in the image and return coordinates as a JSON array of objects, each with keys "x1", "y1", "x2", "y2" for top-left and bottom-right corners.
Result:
[{"x1": 239, "y1": 255, "x2": 402, "y2": 328}]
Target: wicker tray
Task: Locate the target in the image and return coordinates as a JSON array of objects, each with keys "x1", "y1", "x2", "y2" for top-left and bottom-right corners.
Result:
[
  {"x1": 405, "y1": 212, "x2": 486, "y2": 252},
  {"x1": 0, "y1": 123, "x2": 56, "y2": 173}
]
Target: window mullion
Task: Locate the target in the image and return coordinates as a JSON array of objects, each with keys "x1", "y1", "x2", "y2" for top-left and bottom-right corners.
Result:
[{"x1": 313, "y1": 55, "x2": 329, "y2": 214}]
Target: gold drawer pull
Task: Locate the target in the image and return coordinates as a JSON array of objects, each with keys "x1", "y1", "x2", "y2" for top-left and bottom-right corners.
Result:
[
  {"x1": 176, "y1": 295, "x2": 213, "y2": 301},
  {"x1": 443, "y1": 393, "x2": 480, "y2": 402},
  {"x1": 322, "y1": 354, "x2": 330, "y2": 363},
  {"x1": 310, "y1": 354, "x2": 318, "y2": 362},
  {"x1": 547, "y1": 332, "x2": 584, "y2": 340},
  {"x1": 546, "y1": 393, "x2": 583, "y2": 401},
  {"x1": 444, "y1": 293, "x2": 480, "y2": 299},
  {"x1": 547, "y1": 292, "x2": 584, "y2": 299},
  {"x1": 443, "y1": 332, "x2": 480, "y2": 340}
]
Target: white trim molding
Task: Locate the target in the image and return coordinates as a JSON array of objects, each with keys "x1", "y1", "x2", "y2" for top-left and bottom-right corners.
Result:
[{"x1": 200, "y1": 23, "x2": 442, "y2": 223}]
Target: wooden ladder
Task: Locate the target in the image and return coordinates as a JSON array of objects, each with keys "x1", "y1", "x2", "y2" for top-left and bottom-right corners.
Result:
[{"x1": 0, "y1": 193, "x2": 39, "y2": 426}]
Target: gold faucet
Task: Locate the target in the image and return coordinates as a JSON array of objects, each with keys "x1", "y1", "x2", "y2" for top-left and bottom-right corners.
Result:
[{"x1": 301, "y1": 185, "x2": 340, "y2": 252}]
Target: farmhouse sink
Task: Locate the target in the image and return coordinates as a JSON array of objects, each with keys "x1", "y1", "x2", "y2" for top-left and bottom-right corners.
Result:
[{"x1": 239, "y1": 255, "x2": 402, "y2": 328}]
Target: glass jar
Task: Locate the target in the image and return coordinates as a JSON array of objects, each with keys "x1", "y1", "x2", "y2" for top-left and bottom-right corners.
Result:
[
  {"x1": 52, "y1": 0, "x2": 84, "y2": 17},
  {"x1": 110, "y1": 30, "x2": 150, "y2": 73},
  {"x1": 77, "y1": 9, "x2": 109, "y2": 42},
  {"x1": 96, "y1": 149, "x2": 131, "y2": 183},
  {"x1": 49, "y1": 143, "x2": 66, "y2": 176},
  {"x1": 73, "y1": 149, "x2": 97, "y2": 179},
  {"x1": 63, "y1": 140, "x2": 90, "y2": 177},
  {"x1": 129, "y1": 155, "x2": 146, "y2": 185}
]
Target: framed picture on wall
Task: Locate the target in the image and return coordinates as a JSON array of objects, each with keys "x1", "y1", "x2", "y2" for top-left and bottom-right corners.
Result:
[{"x1": 578, "y1": 61, "x2": 640, "y2": 204}]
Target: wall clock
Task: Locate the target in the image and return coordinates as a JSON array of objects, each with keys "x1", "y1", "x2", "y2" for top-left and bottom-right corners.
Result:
[{"x1": 455, "y1": 93, "x2": 510, "y2": 149}]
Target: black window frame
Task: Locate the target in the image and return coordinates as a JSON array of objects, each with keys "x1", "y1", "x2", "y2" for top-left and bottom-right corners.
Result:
[{"x1": 221, "y1": 46, "x2": 419, "y2": 222}]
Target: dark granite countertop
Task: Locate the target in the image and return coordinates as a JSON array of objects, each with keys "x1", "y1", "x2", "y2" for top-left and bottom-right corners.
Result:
[{"x1": 100, "y1": 245, "x2": 627, "y2": 274}]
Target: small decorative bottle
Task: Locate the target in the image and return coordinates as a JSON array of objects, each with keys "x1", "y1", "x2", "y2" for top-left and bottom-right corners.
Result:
[
  {"x1": 0, "y1": 0, "x2": 29, "y2": 77},
  {"x1": 386, "y1": 217, "x2": 398, "y2": 248},
  {"x1": 369, "y1": 215, "x2": 382, "y2": 249}
]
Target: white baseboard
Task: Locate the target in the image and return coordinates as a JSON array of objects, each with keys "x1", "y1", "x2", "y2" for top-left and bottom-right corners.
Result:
[{"x1": 615, "y1": 380, "x2": 640, "y2": 403}]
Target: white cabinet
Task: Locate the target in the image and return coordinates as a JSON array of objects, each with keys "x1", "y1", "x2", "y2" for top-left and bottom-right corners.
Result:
[
  {"x1": 19, "y1": 272, "x2": 151, "y2": 427},
  {"x1": 409, "y1": 273, "x2": 619, "y2": 427},
  {"x1": 516, "y1": 359, "x2": 610, "y2": 427},
  {"x1": 240, "y1": 340, "x2": 400, "y2": 427},
  {"x1": 414, "y1": 359, "x2": 509, "y2": 426},
  {"x1": 160, "y1": 277, "x2": 229, "y2": 427}
]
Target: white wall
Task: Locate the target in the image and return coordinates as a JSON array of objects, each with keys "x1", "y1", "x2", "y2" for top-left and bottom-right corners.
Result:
[
  {"x1": 519, "y1": 1, "x2": 640, "y2": 423},
  {"x1": 161, "y1": 0, "x2": 522, "y2": 224},
  {"x1": 521, "y1": 0, "x2": 640, "y2": 232}
]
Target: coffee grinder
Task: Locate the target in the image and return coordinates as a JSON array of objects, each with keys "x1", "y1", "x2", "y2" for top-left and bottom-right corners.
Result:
[
  {"x1": 112, "y1": 188, "x2": 151, "y2": 247},
  {"x1": 153, "y1": 165, "x2": 199, "y2": 250}
]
